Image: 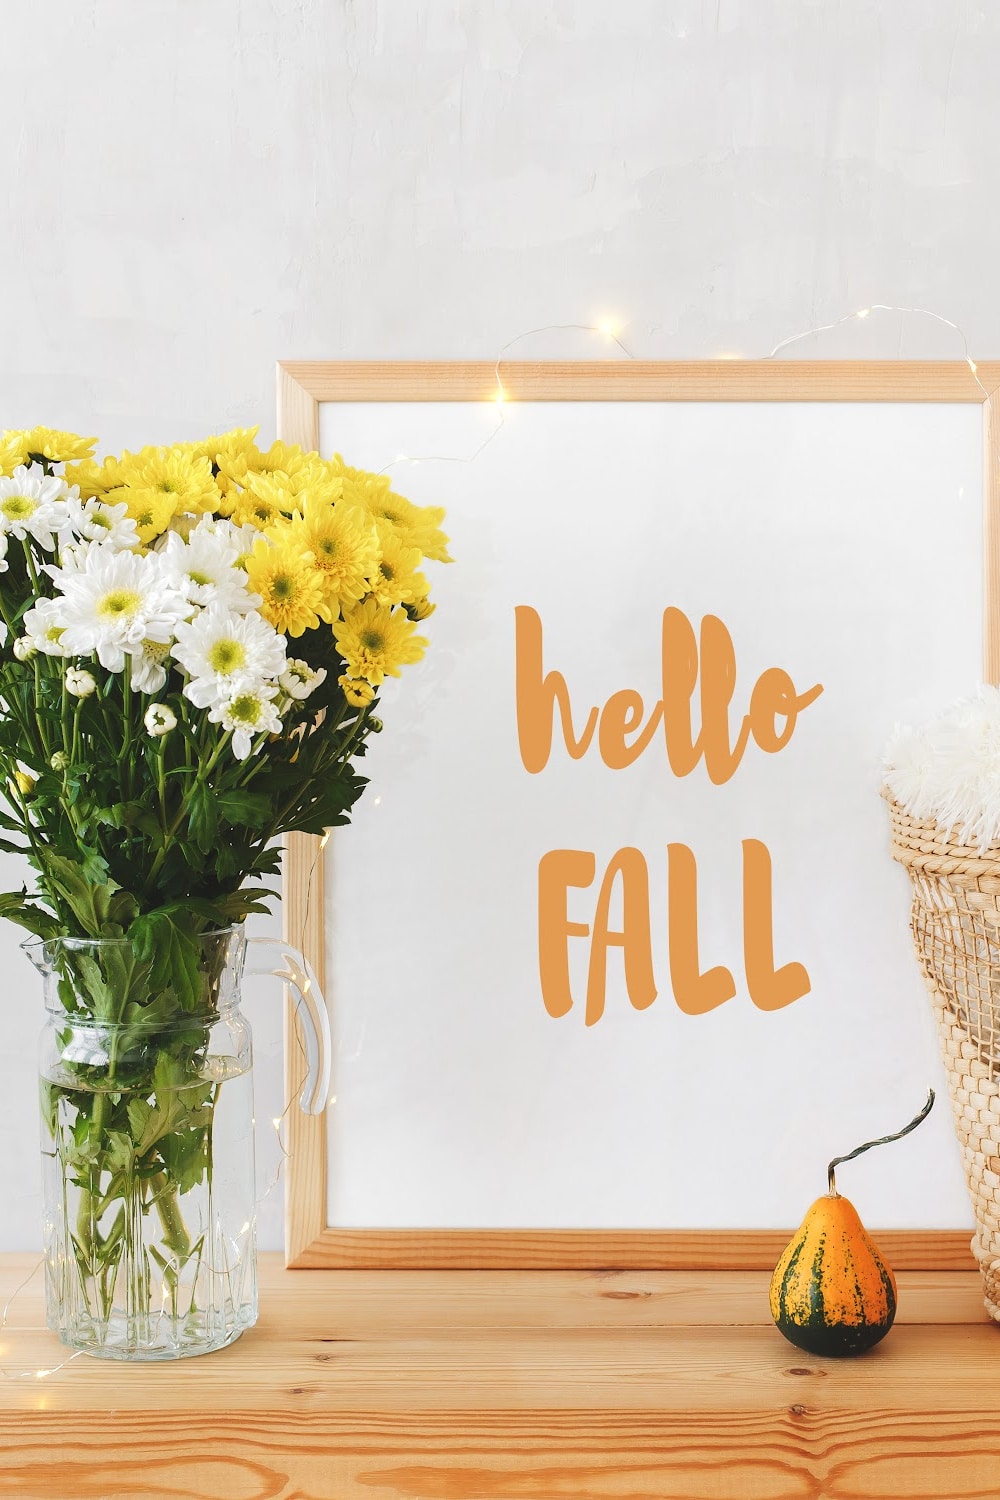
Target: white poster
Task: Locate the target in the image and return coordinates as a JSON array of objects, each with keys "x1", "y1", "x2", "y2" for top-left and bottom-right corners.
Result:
[{"x1": 319, "y1": 398, "x2": 979, "y2": 1232}]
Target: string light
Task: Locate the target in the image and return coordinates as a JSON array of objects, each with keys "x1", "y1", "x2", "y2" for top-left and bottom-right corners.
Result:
[
  {"x1": 768, "y1": 302, "x2": 990, "y2": 399},
  {"x1": 382, "y1": 319, "x2": 636, "y2": 472},
  {"x1": 0, "y1": 1256, "x2": 84, "y2": 1382}
]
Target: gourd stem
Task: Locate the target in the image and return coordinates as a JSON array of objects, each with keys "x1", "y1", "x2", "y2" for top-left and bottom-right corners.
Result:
[{"x1": 827, "y1": 1089, "x2": 935, "y2": 1195}]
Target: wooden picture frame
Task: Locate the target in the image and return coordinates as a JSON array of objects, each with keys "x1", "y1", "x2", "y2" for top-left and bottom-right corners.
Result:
[{"x1": 278, "y1": 359, "x2": 1000, "y2": 1269}]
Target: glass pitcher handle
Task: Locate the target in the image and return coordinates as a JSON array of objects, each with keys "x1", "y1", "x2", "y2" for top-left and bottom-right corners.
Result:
[{"x1": 246, "y1": 939, "x2": 332, "y2": 1115}]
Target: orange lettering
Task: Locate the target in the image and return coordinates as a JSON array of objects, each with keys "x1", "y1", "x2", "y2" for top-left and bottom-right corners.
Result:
[
  {"x1": 515, "y1": 606, "x2": 598, "y2": 773},
  {"x1": 660, "y1": 607, "x2": 702, "y2": 778},
  {"x1": 667, "y1": 842, "x2": 737, "y2": 1014},
  {"x1": 538, "y1": 849, "x2": 596, "y2": 1017},
  {"x1": 585, "y1": 848, "x2": 657, "y2": 1026},
  {"x1": 749, "y1": 668, "x2": 823, "y2": 754},
  {"x1": 742, "y1": 839, "x2": 810, "y2": 1010},
  {"x1": 699, "y1": 614, "x2": 752, "y2": 785},
  {"x1": 598, "y1": 690, "x2": 664, "y2": 770}
]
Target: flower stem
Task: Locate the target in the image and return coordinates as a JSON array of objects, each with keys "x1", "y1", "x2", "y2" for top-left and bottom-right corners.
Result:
[{"x1": 149, "y1": 1173, "x2": 192, "y2": 1260}]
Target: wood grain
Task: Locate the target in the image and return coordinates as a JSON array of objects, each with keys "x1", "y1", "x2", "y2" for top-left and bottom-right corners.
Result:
[
  {"x1": 290, "y1": 1226, "x2": 977, "y2": 1271},
  {"x1": 276, "y1": 363, "x2": 328, "y2": 1266},
  {"x1": 278, "y1": 358, "x2": 1000, "y2": 403},
  {"x1": 0, "y1": 1256, "x2": 999, "y2": 1498},
  {"x1": 985, "y1": 389, "x2": 1000, "y2": 687},
  {"x1": 279, "y1": 360, "x2": 996, "y2": 1272}
]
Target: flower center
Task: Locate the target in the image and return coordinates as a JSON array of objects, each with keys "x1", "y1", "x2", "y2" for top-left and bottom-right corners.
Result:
[
  {"x1": 188, "y1": 570, "x2": 213, "y2": 587},
  {"x1": 209, "y1": 638, "x2": 247, "y2": 674},
  {"x1": 143, "y1": 639, "x2": 169, "y2": 662},
  {"x1": 1, "y1": 495, "x2": 36, "y2": 522},
  {"x1": 97, "y1": 588, "x2": 142, "y2": 619},
  {"x1": 229, "y1": 693, "x2": 261, "y2": 725},
  {"x1": 380, "y1": 561, "x2": 395, "y2": 581},
  {"x1": 91, "y1": 510, "x2": 112, "y2": 530},
  {"x1": 361, "y1": 630, "x2": 383, "y2": 651},
  {"x1": 271, "y1": 573, "x2": 296, "y2": 602}
]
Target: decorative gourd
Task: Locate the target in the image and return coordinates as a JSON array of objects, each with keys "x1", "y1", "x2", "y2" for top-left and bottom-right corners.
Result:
[{"x1": 769, "y1": 1091, "x2": 935, "y2": 1358}]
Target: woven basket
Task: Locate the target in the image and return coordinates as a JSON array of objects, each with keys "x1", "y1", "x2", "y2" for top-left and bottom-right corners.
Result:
[{"x1": 886, "y1": 790, "x2": 1000, "y2": 1318}]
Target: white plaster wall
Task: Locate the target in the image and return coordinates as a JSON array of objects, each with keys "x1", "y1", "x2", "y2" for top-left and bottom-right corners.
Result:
[{"x1": 0, "y1": 0, "x2": 998, "y2": 1247}]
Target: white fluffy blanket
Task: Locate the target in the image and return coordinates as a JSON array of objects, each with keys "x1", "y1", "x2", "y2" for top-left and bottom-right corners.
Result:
[{"x1": 884, "y1": 686, "x2": 1000, "y2": 850}]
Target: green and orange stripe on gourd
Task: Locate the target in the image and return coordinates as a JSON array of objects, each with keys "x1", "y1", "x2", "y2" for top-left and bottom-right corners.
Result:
[
  {"x1": 769, "y1": 1091, "x2": 934, "y2": 1359},
  {"x1": 769, "y1": 1193, "x2": 897, "y2": 1357}
]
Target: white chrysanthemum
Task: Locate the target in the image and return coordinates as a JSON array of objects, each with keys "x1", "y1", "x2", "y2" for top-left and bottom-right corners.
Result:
[
  {"x1": 21, "y1": 597, "x2": 68, "y2": 657},
  {"x1": 144, "y1": 702, "x2": 177, "y2": 737},
  {"x1": 209, "y1": 687, "x2": 282, "y2": 760},
  {"x1": 49, "y1": 548, "x2": 188, "y2": 674},
  {"x1": 65, "y1": 494, "x2": 140, "y2": 551},
  {"x1": 0, "y1": 465, "x2": 73, "y2": 551},
  {"x1": 131, "y1": 638, "x2": 172, "y2": 694},
  {"x1": 66, "y1": 667, "x2": 97, "y2": 698},
  {"x1": 884, "y1": 686, "x2": 1000, "y2": 849},
  {"x1": 157, "y1": 518, "x2": 260, "y2": 613},
  {"x1": 172, "y1": 602, "x2": 286, "y2": 709},
  {"x1": 279, "y1": 659, "x2": 327, "y2": 700}
]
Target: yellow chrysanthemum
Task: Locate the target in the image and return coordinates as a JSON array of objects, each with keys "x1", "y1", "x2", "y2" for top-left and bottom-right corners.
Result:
[
  {"x1": 333, "y1": 598, "x2": 427, "y2": 685},
  {"x1": 368, "y1": 520, "x2": 427, "y2": 608},
  {"x1": 63, "y1": 454, "x2": 125, "y2": 498},
  {"x1": 190, "y1": 427, "x2": 260, "y2": 470},
  {"x1": 405, "y1": 503, "x2": 452, "y2": 564},
  {"x1": 245, "y1": 534, "x2": 329, "y2": 637},
  {"x1": 2, "y1": 427, "x2": 97, "y2": 468},
  {"x1": 407, "y1": 596, "x2": 436, "y2": 622},
  {"x1": 108, "y1": 447, "x2": 220, "y2": 536},
  {"x1": 215, "y1": 439, "x2": 313, "y2": 501},
  {"x1": 112, "y1": 487, "x2": 177, "y2": 545},
  {"x1": 335, "y1": 461, "x2": 392, "y2": 513},
  {"x1": 356, "y1": 478, "x2": 453, "y2": 564},
  {"x1": 0, "y1": 432, "x2": 27, "y2": 477},
  {"x1": 338, "y1": 673, "x2": 376, "y2": 708},
  {"x1": 285, "y1": 499, "x2": 378, "y2": 618},
  {"x1": 230, "y1": 471, "x2": 303, "y2": 530}
]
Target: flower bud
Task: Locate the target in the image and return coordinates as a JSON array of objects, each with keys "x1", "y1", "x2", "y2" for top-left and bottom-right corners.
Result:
[
  {"x1": 144, "y1": 703, "x2": 177, "y2": 738},
  {"x1": 49, "y1": 751, "x2": 69, "y2": 772},
  {"x1": 338, "y1": 673, "x2": 375, "y2": 709},
  {"x1": 65, "y1": 668, "x2": 97, "y2": 698},
  {"x1": 12, "y1": 637, "x2": 34, "y2": 661}
]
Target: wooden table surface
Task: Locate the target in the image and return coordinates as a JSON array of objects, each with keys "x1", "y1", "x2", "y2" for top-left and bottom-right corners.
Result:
[{"x1": 0, "y1": 1253, "x2": 999, "y2": 1499}]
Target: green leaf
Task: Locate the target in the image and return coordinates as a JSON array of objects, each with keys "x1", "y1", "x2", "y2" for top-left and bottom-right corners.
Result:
[
  {"x1": 126, "y1": 1098, "x2": 153, "y2": 1146},
  {"x1": 186, "y1": 781, "x2": 218, "y2": 854},
  {"x1": 0, "y1": 890, "x2": 60, "y2": 939},
  {"x1": 128, "y1": 910, "x2": 202, "y2": 1011},
  {"x1": 215, "y1": 789, "x2": 270, "y2": 828},
  {"x1": 35, "y1": 853, "x2": 115, "y2": 936},
  {"x1": 103, "y1": 1129, "x2": 134, "y2": 1175}
]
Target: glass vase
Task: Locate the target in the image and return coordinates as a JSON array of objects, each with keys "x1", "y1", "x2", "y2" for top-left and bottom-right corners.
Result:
[{"x1": 27, "y1": 924, "x2": 327, "y2": 1361}]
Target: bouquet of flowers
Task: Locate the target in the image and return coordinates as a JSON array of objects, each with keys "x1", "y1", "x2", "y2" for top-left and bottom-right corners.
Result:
[{"x1": 0, "y1": 423, "x2": 449, "y2": 1356}]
